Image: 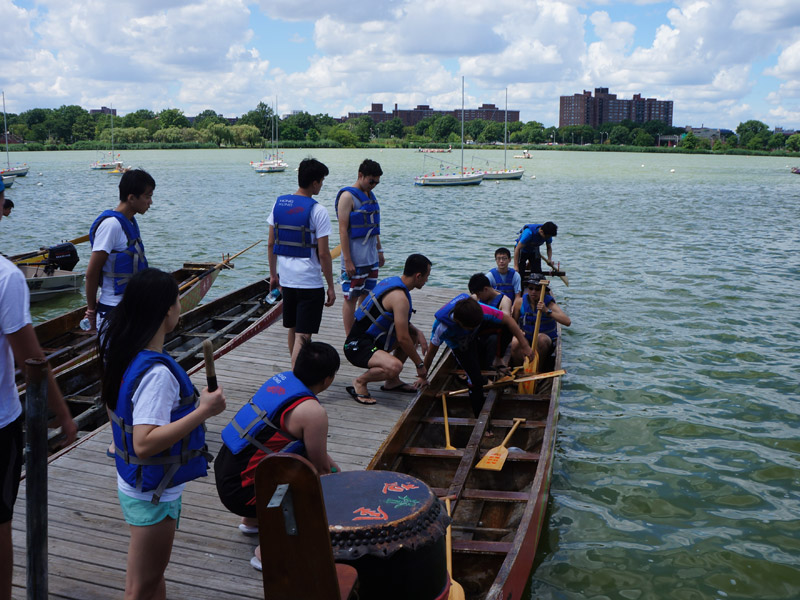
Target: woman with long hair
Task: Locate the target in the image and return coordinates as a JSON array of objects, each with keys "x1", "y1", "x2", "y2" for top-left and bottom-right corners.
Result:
[{"x1": 99, "y1": 268, "x2": 226, "y2": 600}]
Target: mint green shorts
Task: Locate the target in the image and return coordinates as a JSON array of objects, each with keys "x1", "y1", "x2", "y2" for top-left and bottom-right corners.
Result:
[{"x1": 118, "y1": 490, "x2": 182, "y2": 528}]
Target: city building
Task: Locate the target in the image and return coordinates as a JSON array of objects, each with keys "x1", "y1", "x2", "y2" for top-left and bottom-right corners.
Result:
[
  {"x1": 559, "y1": 88, "x2": 673, "y2": 128},
  {"x1": 89, "y1": 106, "x2": 117, "y2": 116},
  {"x1": 346, "y1": 102, "x2": 519, "y2": 127}
]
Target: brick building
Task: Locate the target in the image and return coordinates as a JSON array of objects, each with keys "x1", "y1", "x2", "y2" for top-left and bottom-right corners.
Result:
[
  {"x1": 347, "y1": 102, "x2": 519, "y2": 127},
  {"x1": 559, "y1": 88, "x2": 673, "y2": 128}
]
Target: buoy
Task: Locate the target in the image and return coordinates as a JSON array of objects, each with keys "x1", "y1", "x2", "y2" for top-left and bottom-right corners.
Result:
[
  {"x1": 670, "y1": 169, "x2": 675, "y2": 173},
  {"x1": 37, "y1": 182, "x2": 43, "y2": 186},
  {"x1": 641, "y1": 164, "x2": 645, "y2": 167},
  {"x1": 531, "y1": 175, "x2": 536, "y2": 179},
  {"x1": 495, "y1": 180, "x2": 500, "y2": 184},
  {"x1": 38, "y1": 172, "x2": 43, "y2": 175}
]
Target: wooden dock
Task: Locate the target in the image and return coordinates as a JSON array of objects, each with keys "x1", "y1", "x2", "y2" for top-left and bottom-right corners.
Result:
[{"x1": 12, "y1": 286, "x2": 457, "y2": 599}]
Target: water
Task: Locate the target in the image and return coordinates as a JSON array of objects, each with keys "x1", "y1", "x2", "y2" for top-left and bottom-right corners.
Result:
[{"x1": 3, "y1": 148, "x2": 799, "y2": 599}]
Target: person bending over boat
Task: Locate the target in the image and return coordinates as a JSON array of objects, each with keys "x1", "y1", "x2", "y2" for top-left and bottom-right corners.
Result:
[
  {"x1": 337, "y1": 159, "x2": 384, "y2": 335},
  {"x1": 214, "y1": 340, "x2": 340, "y2": 571},
  {"x1": 486, "y1": 247, "x2": 520, "y2": 303},
  {"x1": 510, "y1": 274, "x2": 571, "y2": 365},
  {"x1": 100, "y1": 268, "x2": 226, "y2": 600},
  {"x1": 422, "y1": 295, "x2": 533, "y2": 418},
  {"x1": 514, "y1": 221, "x2": 557, "y2": 279},
  {"x1": 85, "y1": 169, "x2": 154, "y2": 332},
  {"x1": 1, "y1": 197, "x2": 77, "y2": 600},
  {"x1": 343, "y1": 253, "x2": 432, "y2": 405},
  {"x1": 268, "y1": 158, "x2": 336, "y2": 367}
]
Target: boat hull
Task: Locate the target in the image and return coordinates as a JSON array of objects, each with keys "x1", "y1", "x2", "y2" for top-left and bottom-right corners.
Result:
[
  {"x1": 0, "y1": 165, "x2": 29, "y2": 177},
  {"x1": 482, "y1": 169, "x2": 525, "y2": 180},
  {"x1": 18, "y1": 265, "x2": 85, "y2": 303},
  {"x1": 2, "y1": 175, "x2": 15, "y2": 188},
  {"x1": 414, "y1": 173, "x2": 484, "y2": 186}
]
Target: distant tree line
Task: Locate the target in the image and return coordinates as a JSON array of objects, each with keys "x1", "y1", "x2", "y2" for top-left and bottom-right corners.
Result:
[{"x1": 3, "y1": 103, "x2": 798, "y2": 152}]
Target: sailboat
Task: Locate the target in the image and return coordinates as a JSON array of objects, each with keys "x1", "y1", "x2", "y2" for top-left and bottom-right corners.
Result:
[
  {"x1": 414, "y1": 77, "x2": 484, "y2": 186},
  {"x1": 251, "y1": 99, "x2": 288, "y2": 173},
  {"x1": 90, "y1": 106, "x2": 122, "y2": 170},
  {"x1": 481, "y1": 88, "x2": 524, "y2": 180},
  {"x1": 1, "y1": 91, "x2": 30, "y2": 178}
]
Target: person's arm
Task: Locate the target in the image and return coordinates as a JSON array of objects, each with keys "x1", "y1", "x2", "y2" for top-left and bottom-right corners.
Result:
[
  {"x1": 336, "y1": 192, "x2": 356, "y2": 277},
  {"x1": 546, "y1": 241, "x2": 553, "y2": 262},
  {"x1": 84, "y1": 250, "x2": 108, "y2": 330},
  {"x1": 267, "y1": 225, "x2": 279, "y2": 291},
  {"x1": 423, "y1": 341, "x2": 440, "y2": 372},
  {"x1": 512, "y1": 298, "x2": 522, "y2": 322},
  {"x1": 8, "y1": 325, "x2": 77, "y2": 446},
  {"x1": 513, "y1": 271, "x2": 522, "y2": 300},
  {"x1": 546, "y1": 300, "x2": 571, "y2": 327},
  {"x1": 513, "y1": 243, "x2": 522, "y2": 272},
  {"x1": 285, "y1": 400, "x2": 335, "y2": 474},
  {"x1": 501, "y1": 312, "x2": 532, "y2": 358},
  {"x1": 500, "y1": 295, "x2": 513, "y2": 317},
  {"x1": 317, "y1": 236, "x2": 336, "y2": 307},
  {"x1": 376, "y1": 235, "x2": 385, "y2": 268},
  {"x1": 384, "y1": 292, "x2": 427, "y2": 384}
]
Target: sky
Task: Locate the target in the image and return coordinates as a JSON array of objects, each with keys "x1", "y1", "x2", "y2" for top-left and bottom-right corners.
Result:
[{"x1": 2, "y1": 0, "x2": 800, "y2": 129}]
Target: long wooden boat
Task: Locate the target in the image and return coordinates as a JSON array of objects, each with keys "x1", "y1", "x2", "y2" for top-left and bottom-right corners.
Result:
[
  {"x1": 21, "y1": 278, "x2": 281, "y2": 450},
  {"x1": 368, "y1": 328, "x2": 563, "y2": 600}
]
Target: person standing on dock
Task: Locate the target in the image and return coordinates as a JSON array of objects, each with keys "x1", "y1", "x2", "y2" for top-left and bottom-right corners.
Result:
[
  {"x1": 343, "y1": 253, "x2": 432, "y2": 405},
  {"x1": 214, "y1": 340, "x2": 340, "y2": 571},
  {"x1": 336, "y1": 159, "x2": 384, "y2": 335},
  {"x1": 85, "y1": 169, "x2": 154, "y2": 332},
  {"x1": 514, "y1": 221, "x2": 557, "y2": 278},
  {"x1": 1, "y1": 195, "x2": 77, "y2": 599},
  {"x1": 268, "y1": 158, "x2": 336, "y2": 367}
]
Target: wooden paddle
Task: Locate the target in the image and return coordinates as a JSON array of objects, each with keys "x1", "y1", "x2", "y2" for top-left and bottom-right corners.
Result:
[
  {"x1": 330, "y1": 243, "x2": 341, "y2": 259},
  {"x1": 446, "y1": 369, "x2": 565, "y2": 397},
  {"x1": 202, "y1": 339, "x2": 218, "y2": 392},
  {"x1": 178, "y1": 239, "x2": 262, "y2": 292},
  {"x1": 444, "y1": 498, "x2": 465, "y2": 600},
  {"x1": 475, "y1": 418, "x2": 525, "y2": 471},
  {"x1": 519, "y1": 280, "x2": 548, "y2": 395},
  {"x1": 441, "y1": 394, "x2": 456, "y2": 450},
  {"x1": 542, "y1": 255, "x2": 569, "y2": 287}
]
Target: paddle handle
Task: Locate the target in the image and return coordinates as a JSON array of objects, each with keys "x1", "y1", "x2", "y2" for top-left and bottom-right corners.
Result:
[
  {"x1": 442, "y1": 394, "x2": 454, "y2": 450},
  {"x1": 202, "y1": 340, "x2": 218, "y2": 392},
  {"x1": 445, "y1": 498, "x2": 454, "y2": 576},
  {"x1": 330, "y1": 244, "x2": 342, "y2": 260},
  {"x1": 499, "y1": 418, "x2": 525, "y2": 449}
]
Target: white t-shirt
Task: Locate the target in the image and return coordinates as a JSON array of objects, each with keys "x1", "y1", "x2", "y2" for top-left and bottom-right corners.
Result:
[
  {"x1": 0, "y1": 256, "x2": 29, "y2": 427},
  {"x1": 268, "y1": 200, "x2": 331, "y2": 289},
  {"x1": 91, "y1": 214, "x2": 132, "y2": 307},
  {"x1": 116, "y1": 363, "x2": 186, "y2": 502}
]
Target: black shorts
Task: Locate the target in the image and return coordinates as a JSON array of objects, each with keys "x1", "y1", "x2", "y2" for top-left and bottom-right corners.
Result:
[
  {"x1": 281, "y1": 287, "x2": 325, "y2": 334},
  {"x1": 343, "y1": 334, "x2": 380, "y2": 369},
  {"x1": 0, "y1": 416, "x2": 24, "y2": 523},
  {"x1": 214, "y1": 444, "x2": 258, "y2": 518}
]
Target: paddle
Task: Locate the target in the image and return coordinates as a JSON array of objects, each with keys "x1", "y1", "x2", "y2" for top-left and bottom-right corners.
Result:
[
  {"x1": 444, "y1": 498, "x2": 465, "y2": 600},
  {"x1": 542, "y1": 255, "x2": 569, "y2": 287},
  {"x1": 330, "y1": 243, "x2": 341, "y2": 259},
  {"x1": 447, "y1": 369, "x2": 565, "y2": 397},
  {"x1": 178, "y1": 240, "x2": 262, "y2": 292},
  {"x1": 202, "y1": 339, "x2": 218, "y2": 392},
  {"x1": 441, "y1": 394, "x2": 456, "y2": 450},
  {"x1": 475, "y1": 418, "x2": 525, "y2": 471},
  {"x1": 10, "y1": 233, "x2": 91, "y2": 263},
  {"x1": 519, "y1": 280, "x2": 548, "y2": 395}
]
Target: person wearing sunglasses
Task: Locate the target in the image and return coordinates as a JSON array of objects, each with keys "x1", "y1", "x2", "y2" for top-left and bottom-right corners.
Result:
[{"x1": 511, "y1": 275, "x2": 571, "y2": 364}]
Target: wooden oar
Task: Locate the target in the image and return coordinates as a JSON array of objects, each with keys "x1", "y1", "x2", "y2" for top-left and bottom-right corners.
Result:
[
  {"x1": 519, "y1": 280, "x2": 548, "y2": 395},
  {"x1": 542, "y1": 255, "x2": 569, "y2": 286},
  {"x1": 447, "y1": 369, "x2": 565, "y2": 397},
  {"x1": 330, "y1": 244, "x2": 341, "y2": 259},
  {"x1": 441, "y1": 394, "x2": 456, "y2": 450},
  {"x1": 178, "y1": 240, "x2": 262, "y2": 293},
  {"x1": 202, "y1": 340, "x2": 218, "y2": 392},
  {"x1": 444, "y1": 498, "x2": 465, "y2": 600},
  {"x1": 475, "y1": 418, "x2": 525, "y2": 471},
  {"x1": 10, "y1": 233, "x2": 91, "y2": 263}
]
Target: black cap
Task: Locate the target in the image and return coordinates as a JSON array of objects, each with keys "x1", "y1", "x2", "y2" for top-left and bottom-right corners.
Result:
[{"x1": 524, "y1": 274, "x2": 544, "y2": 286}]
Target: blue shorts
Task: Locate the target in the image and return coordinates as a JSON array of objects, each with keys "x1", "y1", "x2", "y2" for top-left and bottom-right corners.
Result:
[
  {"x1": 118, "y1": 490, "x2": 182, "y2": 528},
  {"x1": 341, "y1": 263, "x2": 379, "y2": 300}
]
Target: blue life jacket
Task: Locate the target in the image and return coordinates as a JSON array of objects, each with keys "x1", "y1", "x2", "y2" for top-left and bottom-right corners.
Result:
[
  {"x1": 335, "y1": 186, "x2": 380, "y2": 240},
  {"x1": 221, "y1": 371, "x2": 311, "y2": 457},
  {"x1": 111, "y1": 350, "x2": 211, "y2": 505},
  {"x1": 515, "y1": 224, "x2": 550, "y2": 256},
  {"x1": 519, "y1": 293, "x2": 558, "y2": 342},
  {"x1": 272, "y1": 195, "x2": 318, "y2": 258},
  {"x1": 89, "y1": 210, "x2": 148, "y2": 295},
  {"x1": 489, "y1": 267, "x2": 517, "y2": 302},
  {"x1": 488, "y1": 292, "x2": 504, "y2": 309},
  {"x1": 353, "y1": 276, "x2": 412, "y2": 350},
  {"x1": 432, "y1": 293, "x2": 476, "y2": 349}
]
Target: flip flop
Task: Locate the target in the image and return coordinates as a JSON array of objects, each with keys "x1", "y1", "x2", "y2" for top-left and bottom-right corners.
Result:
[
  {"x1": 238, "y1": 523, "x2": 258, "y2": 535},
  {"x1": 346, "y1": 385, "x2": 377, "y2": 405},
  {"x1": 379, "y1": 383, "x2": 417, "y2": 394}
]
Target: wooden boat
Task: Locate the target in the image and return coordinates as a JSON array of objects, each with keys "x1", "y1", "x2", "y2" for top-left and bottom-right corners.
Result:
[
  {"x1": 21, "y1": 278, "x2": 281, "y2": 450},
  {"x1": 368, "y1": 329, "x2": 563, "y2": 600}
]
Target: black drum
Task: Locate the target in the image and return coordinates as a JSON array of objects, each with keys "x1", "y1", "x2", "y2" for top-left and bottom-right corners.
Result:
[{"x1": 321, "y1": 470, "x2": 450, "y2": 600}]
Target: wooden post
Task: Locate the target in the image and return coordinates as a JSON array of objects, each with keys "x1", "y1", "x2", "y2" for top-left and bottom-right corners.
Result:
[{"x1": 25, "y1": 358, "x2": 49, "y2": 600}]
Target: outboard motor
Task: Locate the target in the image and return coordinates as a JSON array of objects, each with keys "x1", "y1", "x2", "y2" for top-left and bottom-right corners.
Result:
[{"x1": 43, "y1": 243, "x2": 79, "y2": 275}]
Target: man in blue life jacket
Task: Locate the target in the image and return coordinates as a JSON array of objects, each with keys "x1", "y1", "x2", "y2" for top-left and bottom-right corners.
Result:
[
  {"x1": 469, "y1": 272, "x2": 512, "y2": 316},
  {"x1": 514, "y1": 221, "x2": 557, "y2": 279},
  {"x1": 343, "y1": 254, "x2": 432, "y2": 405},
  {"x1": 337, "y1": 159, "x2": 385, "y2": 335},
  {"x1": 214, "y1": 341, "x2": 340, "y2": 571},
  {"x1": 85, "y1": 169, "x2": 154, "y2": 332},
  {"x1": 422, "y1": 295, "x2": 533, "y2": 418},
  {"x1": 486, "y1": 247, "x2": 520, "y2": 303},
  {"x1": 511, "y1": 274, "x2": 571, "y2": 364},
  {"x1": 268, "y1": 158, "x2": 336, "y2": 367}
]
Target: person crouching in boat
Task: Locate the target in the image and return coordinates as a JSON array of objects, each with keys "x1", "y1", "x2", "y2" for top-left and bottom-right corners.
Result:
[
  {"x1": 214, "y1": 340, "x2": 340, "y2": 571},
  {"x1": 342, "y1": 254, "x2": 432, "y2": 405},
  {"x1": 422, "y1": 295, "x2": 533, "y2": 419},
  {"x1": 99, "y1": 268, "x2": 226, "y2": 600},
  {"x1": 510, "y1": 274, "x2": 571, "y2": 365}
]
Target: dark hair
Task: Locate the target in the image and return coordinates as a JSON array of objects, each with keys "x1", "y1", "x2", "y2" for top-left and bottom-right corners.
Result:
[
  {"x1": 468, "y1": 273, "x2": 491, "y2": 294},
  {"x1": 403, "y1": 253, "x2": 432, "y2": 277},
  {"x1": 298, "y1": 158, "x2": 329, "y2": 188},
  {"x1": 293, "y1": 340, "x2": 340, "y2": 387},
  {"x1": 541, "y1": 222, "x2": 558, "y2": 237},
  {"x1": 359, "y1": 159, "x2": 383, "y2": 177},
  {"x1": 98, "y1": 268, "x2": 179, "y2": 410},
  {"x1": 453, "y1": 297, "x2": 483, "y2": 329},
  {"x1": 3, "y1": 198, "x2": 14, "y2": 209},
  {"x1": 119, "y1": 169, "x2": 156, "y2": 202},
  {"x1": 494, "y1": 247, "x2": 510, "y2": 259}
]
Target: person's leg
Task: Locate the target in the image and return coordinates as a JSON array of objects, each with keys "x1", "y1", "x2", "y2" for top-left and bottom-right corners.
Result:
[
  {"x1": 281, "y1": 287, "x2": 299, "y2": 361},
  {"x1": 536, "y1": 333, "x2": 554, "y2": 360},
  {"x1": 341, "y1": 294, "x2": 359, "y2": 335},
  {"x1": 0, "y1": 521, "x2": 11, "y2": 600},
  {"x1": 124, "y1": 518, "x2": 176, "y2": 600},
  {"x1": 292, "y1": 288, "x2": 325, "y2": 367},
  {"x1": 0, "y1": 417, "x2": 22, "y2": 600},
  {"x1": 290, "y1": 332, "x2": 311, "y2": 367},
  {"x1": 382, "y1": 345, "x2": 413, "y2": 389},
  {"x1": 353, "y1": 350, "x2": 403, "y2": 395}
]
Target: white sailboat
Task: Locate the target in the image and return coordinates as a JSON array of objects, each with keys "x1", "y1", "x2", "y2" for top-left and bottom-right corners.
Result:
[
  {"x1": 414, "y1": 77, "x2": 484, "y2": 186},
  {"x1": 481, "y1": 88, "x2": 524, "y2": 180},
  {"x1": 1, "y1": 91, "x2": 30, "y2": 178},
  {"x1": 251, "y1": 99, "x2": 288, "y2": 173},
  {"x1": 90, "y1": 106, "x2": 122, "y2": 170}
]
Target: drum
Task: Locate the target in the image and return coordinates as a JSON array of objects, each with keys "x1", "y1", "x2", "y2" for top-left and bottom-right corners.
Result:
[{"x1": 322, "y1": 470, "x2": 450, "y2": 600}]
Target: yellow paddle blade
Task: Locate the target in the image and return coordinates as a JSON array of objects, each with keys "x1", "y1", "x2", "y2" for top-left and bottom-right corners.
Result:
[
  {"x1": 517, "y1": 357, "x2": 530, "y2": 394},
  {"x1": 475, "y1": 445, "x2": 509, "y2": 471}
]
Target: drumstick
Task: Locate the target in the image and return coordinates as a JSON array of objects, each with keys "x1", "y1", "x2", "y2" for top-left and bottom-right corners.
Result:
[{"x1": 202, "y1": 340, "x2": 218, "y2": 392}]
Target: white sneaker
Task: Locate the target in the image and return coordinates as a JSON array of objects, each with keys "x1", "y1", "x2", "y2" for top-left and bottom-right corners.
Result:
[
  {"x1": 238, "y1": 523, "x2": 259, "y2": 534},
  {"x1": 250, "y1": 556, "x2": 262, "y2": 571}
]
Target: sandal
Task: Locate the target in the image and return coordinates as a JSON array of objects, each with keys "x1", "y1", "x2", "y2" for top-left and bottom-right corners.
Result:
[{"x1": 346, "y1": 385, "x2": 376, "y2": 405}]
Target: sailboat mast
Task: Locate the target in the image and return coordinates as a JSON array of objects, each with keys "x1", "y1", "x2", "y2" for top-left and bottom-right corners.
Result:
[
  {"x1": 110, "y1": 104, "x2": 114, "y2": 161},
  {"x1": 461, "y1": 76, "x2": 465, "y2": 175},
  {"x1": 2, "y1": 91, "x2": 10, "y2": 169},
  {"x1": 504, "y1": 88, "x2": 508, "y2": 169}
]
